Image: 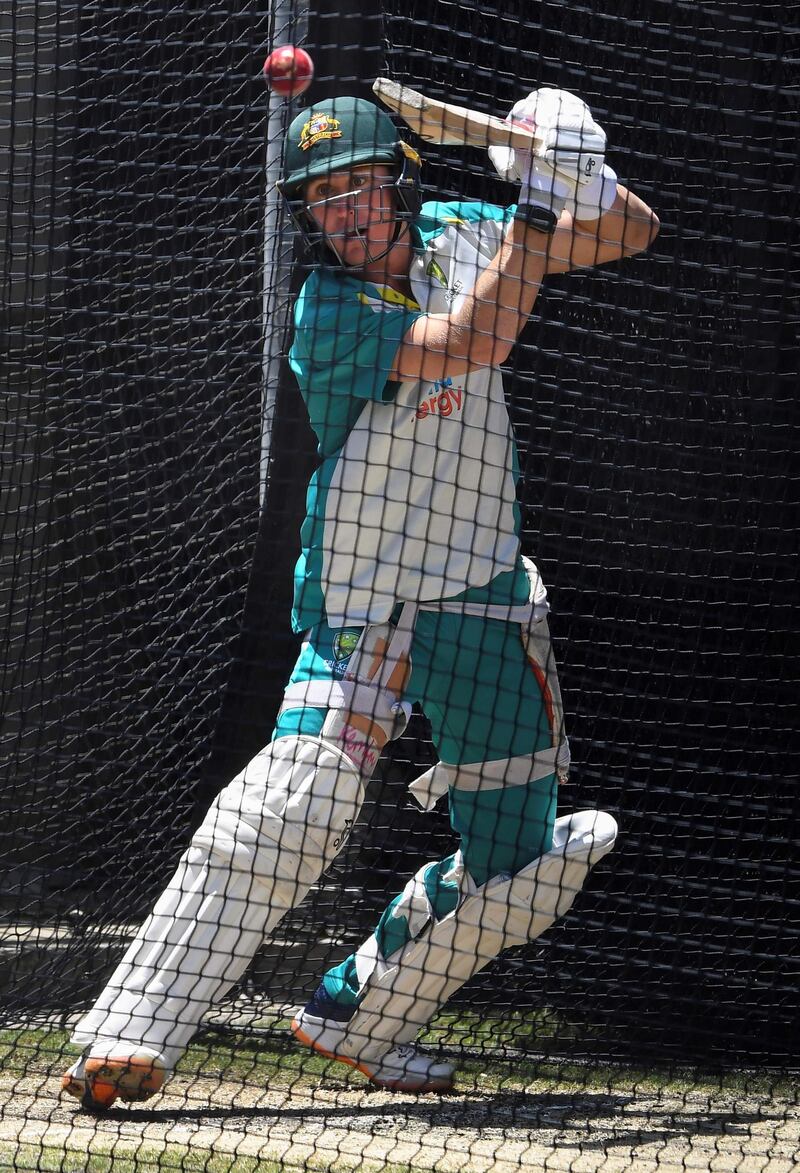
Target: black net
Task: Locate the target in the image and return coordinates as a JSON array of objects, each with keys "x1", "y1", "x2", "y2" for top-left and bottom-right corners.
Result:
[
  {"x1": 380, "y1": 0, "x2": 799, "y2": 1071},
  {"x1": 1, "y1": 0, "x2": 798, "y2": 1170}
]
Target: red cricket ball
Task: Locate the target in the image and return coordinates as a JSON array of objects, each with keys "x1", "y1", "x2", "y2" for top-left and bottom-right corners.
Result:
[{"x1": 262, "y1": 46, "x2": 314, "y2": 99}]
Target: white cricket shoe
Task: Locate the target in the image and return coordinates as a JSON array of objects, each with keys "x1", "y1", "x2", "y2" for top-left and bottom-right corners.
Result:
[{"x1": 291, "y1": 1004, "x2": 455, "y2": 1092}]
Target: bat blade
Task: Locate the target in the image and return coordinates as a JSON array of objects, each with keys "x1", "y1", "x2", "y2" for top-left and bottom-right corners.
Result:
[{"x1": 373, "y1": 77, "x2": 544, "y2": 153}]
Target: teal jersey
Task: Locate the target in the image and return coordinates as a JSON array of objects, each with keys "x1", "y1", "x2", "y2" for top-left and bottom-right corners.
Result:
[{"x1": 289, "y1": 200, "x2": 526, "y2": 632}]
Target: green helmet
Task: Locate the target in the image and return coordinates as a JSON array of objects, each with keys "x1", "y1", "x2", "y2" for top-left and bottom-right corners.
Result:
[
  {"x1": 281, "y1": 96, "x2": 406, "y2": 194},
  {"x1": 278, "y1": 96, "x2": 422, "y2": 265}
]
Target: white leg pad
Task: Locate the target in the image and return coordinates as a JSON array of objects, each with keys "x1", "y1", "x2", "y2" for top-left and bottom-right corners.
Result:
[
  {"x1": 338, "y1": 810, "x2": 618, "y2": 1063},
  {"x1": 71, "y1": 736, "x2": 364, "y2": 1069}
]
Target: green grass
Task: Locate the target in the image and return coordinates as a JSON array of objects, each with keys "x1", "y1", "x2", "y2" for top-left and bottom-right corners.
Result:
[
  {"x1": 177, "y1": 1027, "x2": 342, "y2": 1091},
  {"x1": 421, "y1": 1005, "x2": 587, "y2": 1050},
  {"x1": 420, "y1": 1010, "x2": 798, "y2": 1098},
  {"x1": 0, "y1": 1022, "x2": 795, "y2": 1173},
  {"x1": 0, "y1": 1144, "x2": 287, "y2": 1173},
  {"x1": 0, "y1": 1141, "x2": 419, "y2": 1173},
  {"x1": 1, "y1": 1020, "x2": 796, "y2": 1101}
]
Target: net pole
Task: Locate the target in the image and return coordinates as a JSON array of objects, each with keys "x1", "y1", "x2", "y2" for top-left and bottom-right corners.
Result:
[{"x1": 260, "y1": 0, "x2": 306, "y2": 506}]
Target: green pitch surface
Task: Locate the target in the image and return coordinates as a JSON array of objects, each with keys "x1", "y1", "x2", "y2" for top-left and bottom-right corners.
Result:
[{"x1": 0, "y1": 1026, "x2": 797, "y2": 1173}]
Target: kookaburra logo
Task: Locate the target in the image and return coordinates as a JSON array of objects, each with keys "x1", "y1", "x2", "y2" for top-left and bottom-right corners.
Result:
[
  {"x1": 427, "y1": 258, "x2": 463, "y2": 305},
  {"x1": 333, "y1": 818, "x2": 354, "y2": 850},
  {"x1": 585, "y1": 156, "x2": 598, "y2": 176}
]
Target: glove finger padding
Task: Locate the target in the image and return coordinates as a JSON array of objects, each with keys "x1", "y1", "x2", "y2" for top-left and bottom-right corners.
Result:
[{"x1": 487, "y1": 143, "x2": 520, "y2": 182}]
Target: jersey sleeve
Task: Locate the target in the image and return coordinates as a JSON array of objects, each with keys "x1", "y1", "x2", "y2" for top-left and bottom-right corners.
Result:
[
  {"x1": 417, "y1": 199, "x2": 514, "y2": 260},
  {"x1": 289, "y1": 273, "x2": 422, "y2": 407}
]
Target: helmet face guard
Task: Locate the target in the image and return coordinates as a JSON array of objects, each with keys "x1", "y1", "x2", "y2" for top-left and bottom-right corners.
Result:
[
  {"x1": 279, "y1": 143, "x2": 422, "y2": 268},
  {"x1": 278, "y1": 97, "x2": 422, "y2": 268}
]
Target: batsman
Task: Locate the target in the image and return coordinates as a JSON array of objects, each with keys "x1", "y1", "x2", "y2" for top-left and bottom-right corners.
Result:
[{"x1": 63, "y1": 87, "x2": 659, "y2": 1105}]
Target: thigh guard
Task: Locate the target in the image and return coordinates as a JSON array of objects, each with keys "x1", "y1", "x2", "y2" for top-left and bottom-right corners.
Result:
[{"x1": 280, "y1": 607, "x2": 417, "y2": 773}]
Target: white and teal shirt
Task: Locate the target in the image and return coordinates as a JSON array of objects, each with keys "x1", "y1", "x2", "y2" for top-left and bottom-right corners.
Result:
[{"x1": 289, "y1": 200, "x2": 528, "y2": 632}]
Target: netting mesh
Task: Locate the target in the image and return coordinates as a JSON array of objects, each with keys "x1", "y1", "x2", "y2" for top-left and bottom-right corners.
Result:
[
  {"x1": 384, "y1": 0, "x2": 799, "y2": 1068},
  {"x1": 1, "y1": 1, "x2": 798, "y2": 1170}
]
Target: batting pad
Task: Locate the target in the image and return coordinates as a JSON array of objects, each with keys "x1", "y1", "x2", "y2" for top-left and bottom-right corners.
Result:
[
  {"x1": 71, "y1": 736, "x2": 365, "y2": 1069},
  {"x1": 337, "y1": 810, "x2": 618, "y2": 1063}
]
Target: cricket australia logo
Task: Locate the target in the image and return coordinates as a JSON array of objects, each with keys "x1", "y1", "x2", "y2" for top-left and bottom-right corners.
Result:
[
  {"x1": 328, "y1": 629, "x2": 360, "y2": 679},
  {"x1": 299, "y1": 114, "x2": 342, "y2": 152},
  {"x1": 332, "y1": 630, "x2": 360, "y2": 662}
]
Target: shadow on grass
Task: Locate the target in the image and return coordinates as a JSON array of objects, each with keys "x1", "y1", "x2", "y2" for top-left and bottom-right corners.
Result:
[{"x1": 82, "y1": 1086, "x2": 787, "y2": 1153}]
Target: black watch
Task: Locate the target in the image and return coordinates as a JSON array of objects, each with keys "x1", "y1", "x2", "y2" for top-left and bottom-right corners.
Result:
[{"x1": 514, "y1": 203, "x2": 559, "y2": 235}]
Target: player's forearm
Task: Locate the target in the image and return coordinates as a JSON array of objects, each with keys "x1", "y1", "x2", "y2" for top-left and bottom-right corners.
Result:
[
  {"x1": 603, "y1": 186, "x2": 660, "y2": 255},
  {"x1": 548, "y1": 186, "x2": 660, "y2": 274},
  {"x1": 455, "y1": 218, "x2": 551, "y2": 365},
  {"x1": 389, "y1": 219, "x2": 550, "y2": 382}
]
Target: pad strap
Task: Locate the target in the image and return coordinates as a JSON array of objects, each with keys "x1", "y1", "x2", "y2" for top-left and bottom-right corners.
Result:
[
  {"x1": 408, "y1": 748, "x2": 562, "y2": 811},
  {"x1": 280, "y1": 678, "x2": 411, "y2": 738}
]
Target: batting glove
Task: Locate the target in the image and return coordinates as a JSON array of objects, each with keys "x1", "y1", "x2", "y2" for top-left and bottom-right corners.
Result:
[
  {"x1": 488, "y1": 140, "x2": 575, "y2": 219},
  {"x1": 513, "y1": 88, "x2": 607, "y2": 187},
  {"x1": 570, "y1": 164, "x2": 619, "y2": 221},
  {"x1": 489, "y1": 86, "x2": 607, "y2": 210}
]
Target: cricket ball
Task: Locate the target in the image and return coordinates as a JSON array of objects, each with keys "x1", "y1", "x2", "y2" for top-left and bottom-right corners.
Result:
[{"x1": 263, "y1": 46, "x2": 314, "y2": 99}]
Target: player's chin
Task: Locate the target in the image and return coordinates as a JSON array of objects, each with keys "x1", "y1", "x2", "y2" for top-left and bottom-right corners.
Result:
[{"x1": 331, "y1": 236, "x2": 370, "y2": 266}]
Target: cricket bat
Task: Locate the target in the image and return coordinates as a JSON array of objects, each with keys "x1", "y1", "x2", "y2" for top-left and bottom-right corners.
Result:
[{"x1": 373, "y1": 77, "x2": 545, "y2": 153}]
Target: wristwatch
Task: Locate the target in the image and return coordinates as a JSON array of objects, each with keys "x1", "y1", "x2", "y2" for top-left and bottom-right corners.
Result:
[{"x1": 514, "y1": 203, "x2": 559, "y2": 234}]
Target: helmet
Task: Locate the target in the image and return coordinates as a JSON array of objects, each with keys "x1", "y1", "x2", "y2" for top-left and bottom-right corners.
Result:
[{"x1": 278, "y1": 96, "x2": 422, "y2": 265}]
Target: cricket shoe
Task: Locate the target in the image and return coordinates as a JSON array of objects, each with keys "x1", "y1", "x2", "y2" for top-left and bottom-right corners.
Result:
[
  {"x1": 291, "y1": 988, "x2": 454, "y2": 1093},
  {"x1": 61, "y1": 1048, "x2": 166, "y2": 1111}
]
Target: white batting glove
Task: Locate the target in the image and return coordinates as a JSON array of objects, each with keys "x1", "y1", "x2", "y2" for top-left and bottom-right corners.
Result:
[
  {"x1": 489, "y1": 87, "x2": 606, "y2": 205},
  {"x1": 569, "y1": 164, "x2": 618, "y2": 222},
  {"x1": 512, "y1": 88, "x2": 607, "y2": 187},
  {"x1": 488, "y1": 140, "x2": 575, "y2": 219}
]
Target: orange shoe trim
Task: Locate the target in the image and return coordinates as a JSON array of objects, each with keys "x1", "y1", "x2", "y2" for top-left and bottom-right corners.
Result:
[
  {"x1": 290, "y1": 1019, "x2": 453, "y2": 1092},
  {"x1": 84, "y1": 1055, "x2": 166, "y2": 1103}
]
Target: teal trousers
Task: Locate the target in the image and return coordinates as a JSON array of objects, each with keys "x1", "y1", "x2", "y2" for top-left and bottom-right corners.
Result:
[{"x1": 274, "y1": 593, "x2": 560, "y2": 1006}]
